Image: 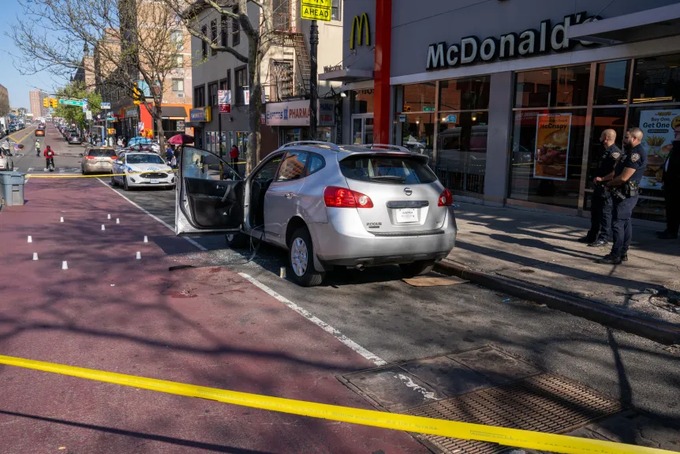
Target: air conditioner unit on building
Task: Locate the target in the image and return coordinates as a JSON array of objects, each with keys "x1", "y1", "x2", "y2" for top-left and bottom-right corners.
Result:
[{"x1": 176, "y1": 93, "x2": 184, "y2": 98}]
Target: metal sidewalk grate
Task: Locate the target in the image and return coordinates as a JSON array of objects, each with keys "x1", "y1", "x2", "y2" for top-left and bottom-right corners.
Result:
[{"x1": 406, "y1": 373, "x2": 622, "y2": 454}]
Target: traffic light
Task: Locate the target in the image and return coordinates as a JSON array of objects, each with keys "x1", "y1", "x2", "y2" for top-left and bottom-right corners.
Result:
[
  {"x1": 133, "y1": 86, "x2": 141, "y2": 105},
  {"x1": 43, "y1": 98, "x2": 49, "y2": 108},
  {"x1": 50, "y1": 98, "x2": 58, "y2": 108}
]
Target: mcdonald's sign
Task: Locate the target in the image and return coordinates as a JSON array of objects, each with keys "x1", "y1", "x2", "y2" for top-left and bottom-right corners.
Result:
[{"x1": 350, "y1": 13, "x2": 370, "y2": 50}]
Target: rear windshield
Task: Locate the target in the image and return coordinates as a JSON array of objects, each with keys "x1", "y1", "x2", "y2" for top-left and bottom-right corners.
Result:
[
  {"x1": 88, "y1": 149, "x2": 116, "y2": 157},
  {"x1": 126, "y1": 154, "x2": 164, "y2": 164},
  {"x1": 339, "y1": 155, "x2": 437, "y2": 184}
]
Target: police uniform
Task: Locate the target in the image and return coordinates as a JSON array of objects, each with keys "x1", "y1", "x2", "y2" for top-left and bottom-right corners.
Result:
[
  {"x1": 586, "y1": 143, "x2": 621, "y2": 244},
  {"x1": 607, "y1": 144, "x2": 647, "y2": 261}
]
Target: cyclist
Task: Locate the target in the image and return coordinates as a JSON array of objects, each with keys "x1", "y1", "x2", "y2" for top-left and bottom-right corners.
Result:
[{"x1": 43, "y1": 145, "x2": 55, "y2": 171}]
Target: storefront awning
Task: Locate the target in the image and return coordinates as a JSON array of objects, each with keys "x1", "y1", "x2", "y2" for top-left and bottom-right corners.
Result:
[
  {"x1": 162, "y1": 106, "x2": 187, "y2": 119},
  {"x1": 568, "y1": 4, "x2": 680, "y2": 45},
  {"x1": 319, "y1": 67, "x2": 373, "y2": 82}
]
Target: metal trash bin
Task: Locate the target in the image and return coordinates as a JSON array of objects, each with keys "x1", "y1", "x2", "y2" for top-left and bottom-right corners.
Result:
[{"x1": 0, "y1": 171, "x2": 25, "y2": 206}]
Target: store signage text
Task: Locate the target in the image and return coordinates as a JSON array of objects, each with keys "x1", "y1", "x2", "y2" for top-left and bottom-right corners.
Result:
[
  {"x1": 426, "y1": 11, "x2": 598, "y2": 70},
  {"x1": 350, "y1": 13, "x2": 370, "y2": 50}
]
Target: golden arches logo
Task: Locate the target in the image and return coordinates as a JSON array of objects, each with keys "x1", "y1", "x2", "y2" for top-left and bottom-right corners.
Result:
[{"x1": 350, "y1": 13, "x2": 370, "y2": 50}]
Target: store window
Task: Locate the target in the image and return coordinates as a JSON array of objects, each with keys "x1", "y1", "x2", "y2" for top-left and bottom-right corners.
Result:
[
  {"x1": 515, "y1": 65, "x2": 590, "y2": 108},
  {"x1": 594, "y1": 60, "x2": 630, "y2": 105},
  {"x1": 510, "y1": 65, "x2": 590, "y2": 208},
  {"x1": 631, "y1": 54, "x2": 680, "y2": 103}
]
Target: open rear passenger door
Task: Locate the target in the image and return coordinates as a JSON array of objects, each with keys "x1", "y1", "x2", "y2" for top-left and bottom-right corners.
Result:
[{"x1": 175, "y1": 146, "x2": 244, "y2": 235}]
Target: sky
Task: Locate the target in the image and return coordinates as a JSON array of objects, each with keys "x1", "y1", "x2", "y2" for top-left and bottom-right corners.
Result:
[{"x1": 1, "y1": 2, "x2": 70, "y2": 111}]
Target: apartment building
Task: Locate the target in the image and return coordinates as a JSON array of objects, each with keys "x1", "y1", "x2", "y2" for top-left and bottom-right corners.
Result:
[{"x1": 188, "y1": 0, "x2": 343, "y2": 158}]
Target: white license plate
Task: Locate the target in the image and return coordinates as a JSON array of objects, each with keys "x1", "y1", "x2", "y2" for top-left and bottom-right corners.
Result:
[
  {"x1": 396, "y1": 208, "x2": 418, "y2": 223},
  {"x1": 150, "y1": 179, "x2": 159, "y2": 184}
]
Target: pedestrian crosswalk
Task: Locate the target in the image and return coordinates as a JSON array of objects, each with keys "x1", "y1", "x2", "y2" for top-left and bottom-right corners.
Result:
[{"x1": 25, "y1": 167, "x2": 81, "y2": 174}]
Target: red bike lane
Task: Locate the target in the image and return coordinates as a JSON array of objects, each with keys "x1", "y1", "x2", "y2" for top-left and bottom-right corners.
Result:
[{"x1": 0, "y1": 177, "x2": 429, "y2": 453}]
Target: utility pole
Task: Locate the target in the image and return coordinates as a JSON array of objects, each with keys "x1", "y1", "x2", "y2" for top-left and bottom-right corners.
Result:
[{"x1": 309, "y1": 20, "x2": 318, "y2": 140}]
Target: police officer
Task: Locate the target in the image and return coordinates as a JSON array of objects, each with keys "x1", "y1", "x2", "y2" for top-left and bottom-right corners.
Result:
[
  {"x1": 657, "y1": 125, "x2": 680, "y2": 239},
  {"x1": 579, "y1": 129, "x2": 621, "y2": 246},
  {"x1": 596, "y1": 127, "x2": 646, "y2": 265}
]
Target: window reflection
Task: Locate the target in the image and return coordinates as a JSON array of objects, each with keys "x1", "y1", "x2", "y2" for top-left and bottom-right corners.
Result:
[{"x1": 515, "y1": 65, "x2": 590, "y2": 108}]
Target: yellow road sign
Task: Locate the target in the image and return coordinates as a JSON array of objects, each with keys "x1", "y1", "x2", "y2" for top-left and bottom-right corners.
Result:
[
  {"x1": 301, "y1": 0, "x2": 330, "y2": 7},
  {"x1": 301, "y1": 4, "x2": 331, "y2": 21}
]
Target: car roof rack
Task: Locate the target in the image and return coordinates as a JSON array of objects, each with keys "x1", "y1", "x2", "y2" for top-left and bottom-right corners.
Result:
[
  {"x1": 350, "y1": 143, "x2": 410, "y2": 152},
  {"x1": 280, "y1": 141, "x2": 342, "y2": 151}
]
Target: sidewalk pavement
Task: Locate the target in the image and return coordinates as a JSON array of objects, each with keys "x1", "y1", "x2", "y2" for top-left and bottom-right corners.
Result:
[{"x1": 437, "y1": 201, "x2": 680, "y2": 345}]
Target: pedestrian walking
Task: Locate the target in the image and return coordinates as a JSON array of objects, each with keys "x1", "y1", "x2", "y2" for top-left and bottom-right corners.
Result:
[
  {"x1": 35, "y1": 139, "x2": 41, "y2": 157},
  {"x1": 230, "y1": 144, "x2": 239, "y2": 173},
  {"x1": 43, "y1": 145, "x2": 55, "y2": 172},
  {"x1": 596, "y1": 127, "x2": 646, "y2": 265},
  {"x1": 657, "y1": 123, "x2": 680, "y2": 239},
  {"x1": 578, "y1": 129, "x2": 621, "y2": 247}
]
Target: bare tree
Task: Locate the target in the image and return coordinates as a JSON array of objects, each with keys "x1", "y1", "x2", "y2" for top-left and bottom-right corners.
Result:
[
  {"x1": 164, "y1": 0, "x2": 275, "y2": 174},
  {"x1": 12, "y1": 0, "x2": 186, "y2": 148}
]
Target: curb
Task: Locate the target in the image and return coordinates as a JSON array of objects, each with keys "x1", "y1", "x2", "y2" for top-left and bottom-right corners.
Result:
[{"x1": 434, "y1": 260, "x2": 680, "y2": 346}]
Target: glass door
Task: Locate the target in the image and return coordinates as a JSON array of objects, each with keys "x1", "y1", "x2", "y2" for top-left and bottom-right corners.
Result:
[{"x1": 351, "y1": 114, "x2": 373, "y2": 144}]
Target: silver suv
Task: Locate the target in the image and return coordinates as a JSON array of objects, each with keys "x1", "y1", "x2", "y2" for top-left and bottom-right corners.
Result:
[{"x1": 175, "y1": 142, "x2": 457, "y2": 286}]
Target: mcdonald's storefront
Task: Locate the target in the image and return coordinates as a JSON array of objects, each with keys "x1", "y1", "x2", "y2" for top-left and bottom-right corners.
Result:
[{"x1": 323, "y1": 0, "x2": 680, "y2": 222}]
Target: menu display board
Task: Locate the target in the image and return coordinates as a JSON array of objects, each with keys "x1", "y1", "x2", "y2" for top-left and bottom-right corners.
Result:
[
  {"x1": 534, "y1": 113, "x2": 571, "y2": 181},
  {"x1": 639, "y1": 109, "x2": 680, "y2": 190}
]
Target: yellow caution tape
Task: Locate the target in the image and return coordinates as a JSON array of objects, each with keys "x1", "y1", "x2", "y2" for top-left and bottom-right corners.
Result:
[
  {"x1": 26, "y1": 171, "x2": 176, "y2": 179},
  {"x1": 0, "y1": 354, "x2": 673, "y2": 454}
]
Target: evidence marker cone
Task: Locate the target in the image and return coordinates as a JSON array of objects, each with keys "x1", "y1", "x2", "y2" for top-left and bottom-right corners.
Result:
[
  {"x1": 116, "y1": 218, "x2": 120, "y2": 224},
  {"x1": 143, "y1": 236, "x2": 148, "y2": 243},
  {"x1": 62, "y1": 261, "x2": 68, "y2": 270},
  {"x1": 101, "y1": 224, "x2": 106, "y2": 231},
  {"x1": 60, "y1": 216, "x2": 64, "y2": 223},
  {"x1": 32, "y1": 252, "x2": 38, "y2": 261},
  {"x1": 136, "y1": 251, "x2": 141, "y2": 260},
  {"x1": 107, "y1": 213, "x2": 111, "y2": 220},
  {"x1": 27, "y1": 235, "x2": 32, "y2": 243}
]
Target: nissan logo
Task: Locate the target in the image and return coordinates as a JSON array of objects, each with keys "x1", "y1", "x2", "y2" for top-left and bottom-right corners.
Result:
[{"x1": 403, "y1": 187, "x2": 412, "y2": 196}]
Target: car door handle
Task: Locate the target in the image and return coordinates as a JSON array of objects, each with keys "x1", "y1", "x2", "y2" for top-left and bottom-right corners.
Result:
[{"x1": 284, "y1": 192, "x2": 294, "y2": 199}]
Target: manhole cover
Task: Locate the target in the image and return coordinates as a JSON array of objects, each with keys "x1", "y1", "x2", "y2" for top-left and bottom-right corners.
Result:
[{"x1": 406, "y1": 373, "x2": 622, "y2": 453}]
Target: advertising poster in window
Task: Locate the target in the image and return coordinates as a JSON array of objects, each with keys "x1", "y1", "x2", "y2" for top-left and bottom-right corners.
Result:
[
  {"x1": 638, "y1": 109, "x2": 680, "y2": 190},
  {"x1": 534, "y1": 113, "x2": 571, "y2": 181}
]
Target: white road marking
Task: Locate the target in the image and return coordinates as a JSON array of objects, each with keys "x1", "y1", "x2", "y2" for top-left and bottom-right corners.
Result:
[{"x1": 239, "y1": 273, "x2": 387, "y2": 366}]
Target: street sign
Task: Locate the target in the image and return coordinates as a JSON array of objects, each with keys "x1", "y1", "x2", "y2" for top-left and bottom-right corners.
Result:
[
  {"x1": 218, "y1": 90, "x2": 232, "y2": 113},
  {"x1": 59, "y1": 99, "x2": 87, "y2": 107},
  {"x1": 101, "y1": 102, "x2": 111, "y2": 109},
  {"x1": 301, "y1": 0, "x2": 331, "y2": 21}
]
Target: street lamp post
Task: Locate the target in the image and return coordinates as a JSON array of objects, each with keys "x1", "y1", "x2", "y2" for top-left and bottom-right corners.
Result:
[{"x1": 309, "y1": 20, "x2": 318, "y2": 140}]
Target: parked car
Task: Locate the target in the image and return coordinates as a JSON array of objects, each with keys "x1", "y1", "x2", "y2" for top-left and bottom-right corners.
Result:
[
  {"x1": 68, "y1": 134, "x2": 83, "y2": 145},
  {"x1": 175, "y1": 142, "x2": 457, "y2": 287},
  {"x1": 0, "y1": 149, "x2": 13, "y2": 171},
  {"x1": 111, "y1": 151, "x2": 175, "y2": 190},
  {"x1": 81, "y1": 147, "x2": 117, "y2": 175}
]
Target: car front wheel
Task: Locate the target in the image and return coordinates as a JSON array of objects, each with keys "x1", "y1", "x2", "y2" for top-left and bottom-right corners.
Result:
[
  {"x1": 123, "y1": 176, "x2": 129, "y2": 191},
  {"x1": 288, "y1": 227, "x2": 324, "y2": 287}
]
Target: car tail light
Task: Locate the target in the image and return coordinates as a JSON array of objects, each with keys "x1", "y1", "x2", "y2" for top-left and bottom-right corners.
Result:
[
  {"x1": 438, "y1": 188, "x2": 453, "y2": 206},
  {"x1": 324, "y1": 186, "x2": 373, "y2": 208},
  {"x1": 85, "y1": 155, "x2": 96, "y2": 160}
]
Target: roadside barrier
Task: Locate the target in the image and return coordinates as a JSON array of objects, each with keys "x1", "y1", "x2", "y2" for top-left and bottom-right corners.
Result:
[{"x1": 0, "y1": 354, "x2": 673, "y2": 454}]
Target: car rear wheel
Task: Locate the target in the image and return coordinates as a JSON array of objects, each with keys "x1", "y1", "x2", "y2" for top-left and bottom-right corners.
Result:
[
  {"x1": 288, "y1": 227, "x2": 324, "y2": 287},
  {"x1": 399, "y1": 260, "x2": 435, "y2": 277},
  {"x1": 110, "y1": 176, "x2": 117, "y2": 186}
]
